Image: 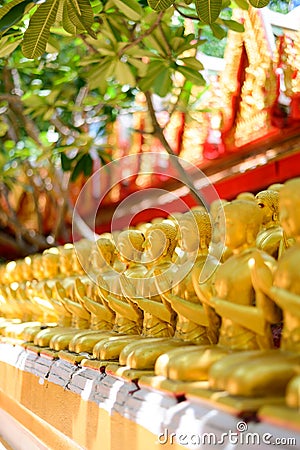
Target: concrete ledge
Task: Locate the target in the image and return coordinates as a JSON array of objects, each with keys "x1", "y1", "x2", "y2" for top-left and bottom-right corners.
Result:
[{"x1": 0, "y1": 343, "x2": 300, "y2": 449}]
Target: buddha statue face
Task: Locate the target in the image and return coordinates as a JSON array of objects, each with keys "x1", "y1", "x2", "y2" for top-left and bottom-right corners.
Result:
[
  {"x1": 42, "y1": 253, "x2": 60, "y2": 278},
  {"x1": 32, "y1": 255, "x2": 44, "y2": 279},
  {"x1": 90, "y1": 238, "x2": 116, "y2": 270},
  {"x1": 5, "y1": 260, "x2": 18, "y2": 283},
  {"x1": 59, "y1": 247, "x2": 74, "y2": 276},
  {"x1": 223, "y1": 200, "x2": 262, "y2": 250},
  {"x1": 178, "y1": 211, "x2": 211, "y2": 253},
  {"x1": 117, "y1": 230, "x2": 145, "y2": 264},
  {"x1": 143, "y1": 223, "x2": 177, "y2": 263},
  {"x1": 255, "y1": 190, "x2": 279, "y2": 226},
  {"x1": 279, "y1": 179, "x2": 300, "y2": 240}
]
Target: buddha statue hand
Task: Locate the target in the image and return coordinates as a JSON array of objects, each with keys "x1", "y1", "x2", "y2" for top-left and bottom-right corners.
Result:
[
  {"x1": 249, "y1": 253, "x2": 273, "y2": 296},
  {"x1": 119, "y1": 274, "x2": 137, "y2": 300},
  {"x1": 74, "y1": 278, "x2": 87, "y2": 302},
  {"x1": 154, "y1": 271, "x2": 172, "y2": 301},
  {"x1": 97, "y1": 277, "x2": 110, "y2": 302}
]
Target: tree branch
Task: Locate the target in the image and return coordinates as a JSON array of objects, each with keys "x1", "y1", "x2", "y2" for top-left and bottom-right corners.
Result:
[
  {"x1": 118, "y1": 11, "x2": 164, "y2": 57},
  {"x1": 145, "y1": 91, "x2": 204, "y2": 205}
]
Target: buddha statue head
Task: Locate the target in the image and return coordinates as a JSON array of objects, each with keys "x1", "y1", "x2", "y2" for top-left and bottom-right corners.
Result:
[
  {"x1": 31, "y1": 254, "x2": 44, "y2": 280},
  {"x1": 178, "y1": 210, "x2": 212, "y2": 253},
  {"x1": 255, "y1": 189, "x2": 279, "y2": 227},
  {"x1": 90, "y1": 237, "x2": 116, "y2": 270},
  {"x1": 143, "y1": 222, "x2": 178, "y2": 263},
  {"x1": 279, "y1": 178, "x2": 300, "y2": 241},
  {"x1": 42, "y1": 252, "x2": 60, "y2": 279},
  {"x1": 116, "y1": 229, "x2": 145, "y2": 264},
  {"x1": 223, "y1": 200, "x2": 262, "y2": 251},
  {"x1": 73, "y1": 239, "x2": 94, "y2": 274},
  {"x1": 59, "y1": 245, "x2": 75, "y2": 276},
  {"x1": 5, "y1": 260, "x2": 18, "y2": 283},
  {"x1": 236, "y1": 192, "x2": 256, "y2": 202},
  {"x1": 268, "y1": 183, "x2": 284, "y2": 192}
]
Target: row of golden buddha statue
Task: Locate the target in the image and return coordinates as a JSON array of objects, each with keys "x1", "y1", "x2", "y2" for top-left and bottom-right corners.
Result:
[{"x1": 0, "y1": 178, "x2": 300, "y2": 421}]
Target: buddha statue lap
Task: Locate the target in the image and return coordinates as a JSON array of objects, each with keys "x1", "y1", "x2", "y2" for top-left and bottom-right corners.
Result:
[
  {"x1": 154, "y1": 200, "x2": 281, "y2": 383},
  {"x1": 118, "y1": 211, "x2": 221, "y2": 373},
  {"x1": 208, "y1": 180, "x2": 300, "y2": 400}
]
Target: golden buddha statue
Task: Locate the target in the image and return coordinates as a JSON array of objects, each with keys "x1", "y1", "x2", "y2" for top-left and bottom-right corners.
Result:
[
  {"x1": 118, "y1": 211, "x2": 221, "y2": 372},
  {"x1": 11, "y1": 251, "x2": 65, "y2": 343},
  {"x1": 59, "y1": 238, "x2": 119, "y2": 356},
  {"x1": 32, "y1": 281, "x2": 73, "y2": 347},
  {"x1": 255, "y1": 189, "x2": 285, "y2": 259},
  {"x1": 267, "y1": 183, "x2": 284, "y2": 192},
  {"x1": 99, "y1": 222, "x2": 180, "y2": 368},
  {"x1": 209, "y1": 199, "x2": 231, "y2": 263},
  {"x1": 236, "y1": 191, "x2": 255, "y2": 202},
  {"x1": 32, "y1": 244, "x2": 89, "y2": 349},
  {"x1": 90, "y1": 229, "x2": 149, "y2": 361},
  {"x1": 92, "y1": 223, "x2": 181, "y2": 364},
  {"x1": 208, "y1": 179, "x2": 300, "y2": 398},
  {"x1": 36, "y1": 279, "x2": 91, "y2": 350},
  {"x1": 35, "y1": 235, "x2": 131, "y2": 354},
  {"x1": 154, "y1": 200, "x2": 281, "y2": 382}
]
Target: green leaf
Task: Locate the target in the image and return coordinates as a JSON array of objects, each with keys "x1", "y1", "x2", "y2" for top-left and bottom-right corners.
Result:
[
  {"x1": 249, "y1": 0, "x2": 270, "y2": 7},
  {"x1": 22, "y1": 0, "x2": 60, "y2": 58},
  {"x1": 138, "y1": 60, "x2": 165, "y2": 91},
  {"x1": 64, "y1": 0, "x2": 87, "y2": 33},
  {"x1": 0, "y1": 38, "x2": 22, "y2": 57},
  {"x1": 62, "y1": 1, "x2": 78, "y2": 34},
  {"x1": 87, "y1": 59, "x2": 116, "y2": 91},
  {"x1": 127, "y1": 56, "x2": 147, "y2": 76},
  {"x1": 113, "y1": 0, "x2": 143, "y2": 21},
  {"x1": 61, "y1": 152, "x2": 73, "y2": 171},
  {"x1": 70, "y1": 0, "x2": 94, "y2": 27},
  {"x1": 176, "y1": 65, "x2": 206, "y2": 86},
  {"x1": 62, "y1": 0, "x2": 96, "y2": 37},
  {"x1": 0, "y1": 121, "x2": 9, "y2": 137},
  {"x1": 143, "y1": 33, "x2": 166, "y2": 55},
  {"x1": 71, "y1": 153, "x2": 93, "y2": 181},
  {"x1": 153, "y1": 68, "x2": 172, "y2": 97},
  {"x1": 177, "y1": 80, "x2": 193, "y2": 110},
  {"x1": 148, "y1": 0, "x2": 174, "y2": 11},
  {"x1": 46, "y1": 35, "x2": 60, "y2": 53},
  {"x1": 210, "y1": 23, "x2": 226, "y2": 39},
  {"x1": 179, "y1": 57, "x2": 203, "y2": 71},
  {"x1": 115, "y1": 60, "x2": 136, "y2": 86},
  {"x1": 83, "y1": 154, "x2": 93, "y2": 176},
  {"x1": 233, "y1": 0, "x2": 249, "y2": 9},
  {"x1": 221, "y1": 19, "x2": 244, "y2": 32},
  {"x1": 0, "y1": 0, "x2": 33, "y2": 32},
  {"x1": 195, "y1": 0, "x2": 222, "y2": 23}
]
